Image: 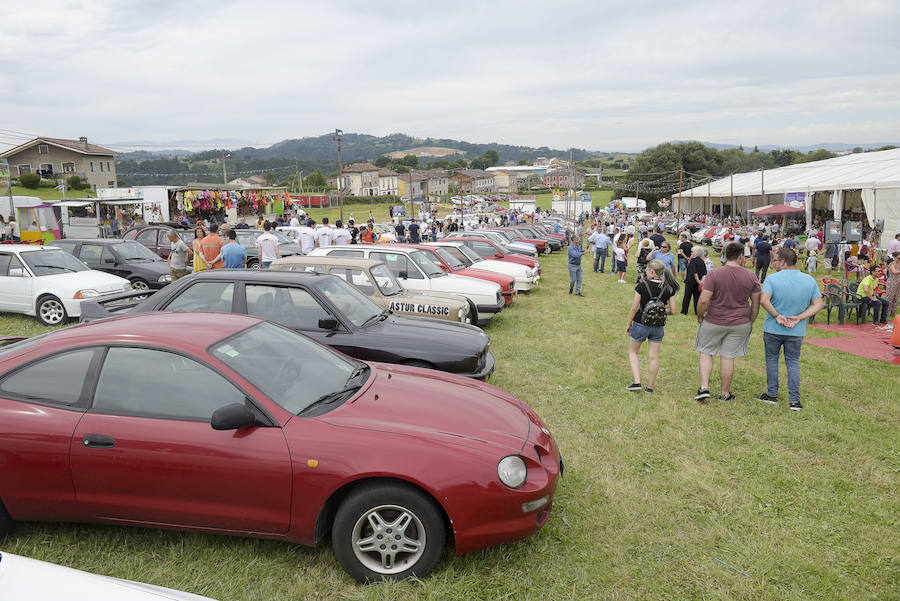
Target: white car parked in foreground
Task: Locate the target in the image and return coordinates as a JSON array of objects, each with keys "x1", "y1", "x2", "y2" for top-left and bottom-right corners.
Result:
[
  {"x1": 0, "y1": 551, "x2": 218, "y2": 600},
  {"x1": 0, "y1": 245, "x2": 132, "y2": 325},
  {"x1": 426, "y1": 241, "x2": 540, "y2": 291},
  {"x1": 308, "y1": 245, "x2": 504, "y2": 325}
]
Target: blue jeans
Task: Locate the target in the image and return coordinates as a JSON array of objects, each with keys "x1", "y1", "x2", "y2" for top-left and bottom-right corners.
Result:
[
  {"x1": 261, "y1": 261, "x2": 272, "y2": 269},
  {"x1": 860, "y1": 297, "x2": 889, "y2": 323},
  {"x1": 568, "y1": 264, "x2": 582, "y2": 293},
  {"x1": 764, "y1": 332, "x2": 804, "y2": 402},
  {"x1": 593, "y1": 247, "x2": 608, "y2": 272},
  {"x1": 678, "y1": 257, "x2": 688, "y2": 273}
]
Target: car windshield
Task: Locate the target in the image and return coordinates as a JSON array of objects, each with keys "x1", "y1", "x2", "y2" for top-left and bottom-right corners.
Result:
[
  {"x1": 21, "y1": 249, "x2": 90, "y2": 275},
  {"x1": 177, "y1": 231, "x2": 196, "y2": 244},
  {"x1": 410, "y1": 250, "x2": 446, "y2": 277},
  {"x1": 435, "y1": 246, "x2": 472, "y2": 271},
  {"x1": 456, "y1": 245, "x2": 483, "y2": 263},
  {"x1": 273, "y1": 231, "x2": 292, "y2": 244},
  {"x1": 210, "y1": 322, "x2": 361, "y2": 415},
  {"x1": 370, "y1": 263, "x2": 403, "y2": 296},
  {"x1": 315, "y1": 276, "x2": 384, "y2": 327},
  {"x1": 434, "y1": 247, "x2": 467, "y2": 269},
  {"x1": 115, "y1": 241, "x2": 161, "y2": 262}
]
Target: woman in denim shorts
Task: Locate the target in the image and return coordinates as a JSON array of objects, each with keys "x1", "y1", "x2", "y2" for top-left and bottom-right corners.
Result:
[{"x1": 624, "y1": 259, "x2": 680, "y2": 392}]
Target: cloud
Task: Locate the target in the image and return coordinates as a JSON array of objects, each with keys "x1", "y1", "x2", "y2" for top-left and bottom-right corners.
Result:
[{"x1": 1, "y1": 0, "x2": 899, "y2": 153}]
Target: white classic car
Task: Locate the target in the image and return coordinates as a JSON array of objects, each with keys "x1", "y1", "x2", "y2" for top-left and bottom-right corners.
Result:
[
  {"x1": 426, "y1": 241, "x2": 539, "y2": 291},
  {"x1": 0, "y1": 245, "x2": 132, "y2": 325},
  {"x1": 0, "y1": 551, "x2": 218, "y2": 600},
  {"x1": 308, "y1": 245, "x2": 504, "y2": 325}
]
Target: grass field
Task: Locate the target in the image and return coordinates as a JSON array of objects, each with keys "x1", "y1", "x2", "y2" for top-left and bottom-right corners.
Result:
[
  {"x1": 8, "y1": 185, "x2": 96, "y2": 200},
  {"x1": 0, "y1": 237, "x2": 897, "y2": 600}
]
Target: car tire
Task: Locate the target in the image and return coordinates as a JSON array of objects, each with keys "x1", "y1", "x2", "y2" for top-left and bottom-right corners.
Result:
[
  {"x1": 247, "y1": 259, "x2": 260, "y2": 269},
  {"x1": 0, "y1": 499, "x2": 13, "y2": 538},
  {"x1": 36, "y1": 295, "x2": 67, "y2": 326},
  {"x1": 130, "y1": 278, "x2": 150, "y2": 291},
  {"x1": 332, "y1": 482, "x2": 445, "y2": 583}
]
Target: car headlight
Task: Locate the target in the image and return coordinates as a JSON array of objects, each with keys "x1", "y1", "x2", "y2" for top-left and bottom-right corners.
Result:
[
  {"x1": 122, "y1": 282, "x2": 133, "y2": 291},
  {"x1": 158, "y1": 274, "x2": 171, "y2": 283},
  {"x1": 498, "y1": 455, "x2": 527, "y2": 489},
  {"x1": 73, "y1": 289, "x2": 100, "y2": 299},
  {"x1": 458, "y1": 308, "x2": 465, "y2": 320}
]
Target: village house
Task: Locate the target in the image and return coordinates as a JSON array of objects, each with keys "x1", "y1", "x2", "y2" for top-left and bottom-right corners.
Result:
[
  {"x1": 420, "y1": 169, "x2": 450, "y2": 195},
  {"x1": 543, "y1": 167, "x2": 585, "y2": 189},
  {"x1": 0, "y1": 136, "x2": 117, "y2": 190},
  {"x1": 378, "y1": 168, "x2": 399, "y2": 196},
  {"x1": 451, "y1": 169, "x2": 495, "y2": 194},
  {"x1": 341, "y1": 162, "x2": 380, "y2": 196}
]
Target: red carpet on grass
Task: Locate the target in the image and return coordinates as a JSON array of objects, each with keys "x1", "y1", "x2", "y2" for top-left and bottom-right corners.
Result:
[{"x1": 807, "y1": 321, "x2": 900, "y2": 365}]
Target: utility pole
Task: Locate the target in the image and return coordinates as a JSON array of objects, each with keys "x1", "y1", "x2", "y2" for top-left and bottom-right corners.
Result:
[
  {"x1": 2, "y1": 159, "x2": 14, "y2": 219},
  {"x1": 294, "y1": 161, "x2": 301, "y2": 194},
  {"x1": 730, "y1": 173, "x2": 734, "y2": 219},
  {"x1": 690, "y1": 176, "x2": 694, "y2": 215},
  {"x1": 221, "y1": 150, "x2": 228, "y2": 185},
  {"x1": 334, "y1": 129, "x2": 343, "y2": 220},
  {"x1": 677, "y1": 168, "x2": 683, "y2": 233}
]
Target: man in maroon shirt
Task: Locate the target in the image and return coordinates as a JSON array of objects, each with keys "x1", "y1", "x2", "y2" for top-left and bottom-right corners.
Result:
[{"x1": 693, "y1": 242, "x2": 761, "y2": 401}]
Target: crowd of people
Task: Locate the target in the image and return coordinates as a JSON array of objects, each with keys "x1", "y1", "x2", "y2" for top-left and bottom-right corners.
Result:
[{"x1": 570, "y1": 211, "x2": 899, "y2": 410}]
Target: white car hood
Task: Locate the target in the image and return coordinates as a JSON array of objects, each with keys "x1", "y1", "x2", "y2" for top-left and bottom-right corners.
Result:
[
  {"x1": 474, "y1": 258, "x2": 528, "y2": 277},
  {"x1": 33, "y1": 270, "x2": 130, "y2": 294},
  {"x1": 0, "y1": 552, "x2": 218, "y2": 600}
]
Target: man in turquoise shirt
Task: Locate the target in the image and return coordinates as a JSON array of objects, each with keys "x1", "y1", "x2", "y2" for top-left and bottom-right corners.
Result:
[
  {"x1": 221, "y1": 229, "x2": 248, "y2": 268},
  {"x1": 758, "y1": 248, "x2": 824, "y2": 411}
]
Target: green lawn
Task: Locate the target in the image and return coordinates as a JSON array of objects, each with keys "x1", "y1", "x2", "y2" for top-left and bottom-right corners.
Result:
[
  {"x1": 8, "y1": 185, "x2": 95, "y2": 200},
  {"x1": 0, "y1": 238, "x2": 897, "y2": 600}
]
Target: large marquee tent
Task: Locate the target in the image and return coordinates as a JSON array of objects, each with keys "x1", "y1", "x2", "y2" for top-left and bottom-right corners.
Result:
[{"x1": 672, "y1": 147, "x2": 900, "y2": 248}]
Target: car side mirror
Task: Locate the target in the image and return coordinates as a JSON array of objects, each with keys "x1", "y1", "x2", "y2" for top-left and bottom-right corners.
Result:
[
  {"x1": 439, "y1": 264, "x2": 449, "y2": 271},
  {"x1": 398, "y1": 270, "x2": 408, "y2": 279},
  {"x1": 211, "y1": 402, "x2": 257, "y2": 430},
  {"x1": 103, "y1": 257, "x2": 115, "y2": 264},
  {"x1": 8, "y1": 268, "x2": 28, "y2": 278},
  {"x1": 495, "y1": 253, "x2": 503, "y2": 259},
  {"x1": 318, "y1": 317, "x2": 339, "y2": 330}
]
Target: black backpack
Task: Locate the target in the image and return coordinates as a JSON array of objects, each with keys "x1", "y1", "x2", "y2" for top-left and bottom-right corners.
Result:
[{"x1": 641, "y1": 281, "x2": 668, "y2": 327}]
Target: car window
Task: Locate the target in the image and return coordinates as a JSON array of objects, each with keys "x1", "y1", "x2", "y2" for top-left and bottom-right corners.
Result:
[
  {"x1": 157, "y1": 230, "x2": 171, "y2": 246},
  {"x1": 330, "y1": 268, "x2": 375, "y2": 296},
  {"x1": 370, "y1": 251, "x2": 423, "y2": 280},
  {"x1": 136, "y1": 229, "x2": 157, "y2": 247},
  {"x1": 328, "y1": 249, "x2": 364, "y2": 258},
  {"x1": 92, "y1": 347, "x2": 244, "y2": 421},
  {"x1": 123, "y1": 229, "x2": 137, "y2": 240},
  {"x1": 237, "y1": 232, "x2": 256, "y2": 247},
  {"x1": 369, "y1": 263, "x2": 402, "y2": 296},
  {"x1": 0, "y1": 253, "x2": 13, "y2": 276},
  {"x1": 435, "y1": 247, "x2": 468, "y2": 268},
  {"x1": 115, "y1": 241, "x2": 160, "y2": 262},
  {"x1": 471, "y1": 241, "x2": 496, "y2": 257},
  {"x1": 410, "y1": 251, "x2": 445, "y2": 277},
  {"x1": 245, "y1": 284, "x2": 332, "y2": 331},
  {"x1": 163, "y1": 282, "x2": 235, "y2": 312},
  {"x1": 51, "y1": 240, "x2": 77, "y2": 254},
  {"x1": 78, "y1": 244, "x2": 104, "y2": 263},
  {"x1": 0, "y1": 349, "x2": 95, "y2": 407},
  {"x1": 314, "y1": 277, "x2": 382, "y2": 327}
]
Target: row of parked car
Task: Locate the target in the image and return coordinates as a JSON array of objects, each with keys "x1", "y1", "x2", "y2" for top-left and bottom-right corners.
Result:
[{"x1": 0, "y1": 218, "x2": 568, "y2": 585}]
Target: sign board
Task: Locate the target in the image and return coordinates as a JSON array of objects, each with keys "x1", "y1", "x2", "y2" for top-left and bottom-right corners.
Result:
[{"x1": 783, "y1": 191, "x2": 806, "y2": 207}]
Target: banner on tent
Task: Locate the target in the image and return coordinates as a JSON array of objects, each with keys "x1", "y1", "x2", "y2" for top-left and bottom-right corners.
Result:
[{"x1": 784, "y1": 191, "x2": 806, "y2": 208}]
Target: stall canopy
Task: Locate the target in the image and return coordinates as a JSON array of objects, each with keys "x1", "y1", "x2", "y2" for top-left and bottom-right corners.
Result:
[{"x1": 673, "y1": 147, "x2": 900, "y2": 247}]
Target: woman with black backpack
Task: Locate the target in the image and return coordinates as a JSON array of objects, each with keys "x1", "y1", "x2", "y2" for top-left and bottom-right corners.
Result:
[{"x1": 625, "y1": 259, "x2": 680, "y2": 393}]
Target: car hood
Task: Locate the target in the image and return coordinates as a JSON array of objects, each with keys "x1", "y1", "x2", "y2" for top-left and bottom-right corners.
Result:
[
  {"x1": 473, "y1": 259, "x2": 527, "y2": 275},
  {"x1": 366, "y1": 313, "x2": 488, "y2": 350},
  {"x1": 322, "y1": 363, "x2": 528, "y2": 452},
  {"x1": 33, "y1": 270, "x2": 130, "y2": 293},
  {"x1": 0, "y1": 552, "x2": 218, "y2": 600},
  {"x1": 396, "y1": 288, "x2": 469, "y2": 306},
  {"x1": 128, "y1": 261, "x2": 170, "y2": 276}
]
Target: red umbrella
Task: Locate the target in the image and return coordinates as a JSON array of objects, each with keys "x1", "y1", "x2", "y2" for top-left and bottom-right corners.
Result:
[{"x1": 754, "y1": 204, "x2": 805, "y2": 216}]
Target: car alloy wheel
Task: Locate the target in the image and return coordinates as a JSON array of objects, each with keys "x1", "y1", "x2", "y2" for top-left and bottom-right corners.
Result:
[
  {"x1": 37, "y1": 296, "x2": 67, "y2": 326},
  {"x1": 248, "y1": 259, "x2": 260, "y2": 269},
  {"x1": 131, "y1": 279, "x2": 150, "y2": 291},
  {"x1": 333, "y1": 483, "x2": 445, "y2": 583}
]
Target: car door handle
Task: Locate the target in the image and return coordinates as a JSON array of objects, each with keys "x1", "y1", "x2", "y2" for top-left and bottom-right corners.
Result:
[{"x1": 82, "y1": 434, "x2": 116, "y2": 448}]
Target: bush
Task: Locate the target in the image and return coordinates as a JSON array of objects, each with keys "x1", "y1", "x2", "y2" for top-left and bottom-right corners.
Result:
[
  {"x1": 67, "y1": 175, "x2": 88, "y2": 190},
  {"x1": 18, "y1": 173, "x2": 40, "y2": 188}
]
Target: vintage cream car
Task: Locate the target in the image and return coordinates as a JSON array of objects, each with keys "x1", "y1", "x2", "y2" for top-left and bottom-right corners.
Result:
[{"x1": 270, "y1": 256, "x2": 474, "y2": 324}]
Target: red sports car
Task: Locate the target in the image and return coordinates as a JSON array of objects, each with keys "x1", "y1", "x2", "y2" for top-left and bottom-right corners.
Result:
[{"x1": 0, "y1": 313, "x2": 561, "y2": 583}]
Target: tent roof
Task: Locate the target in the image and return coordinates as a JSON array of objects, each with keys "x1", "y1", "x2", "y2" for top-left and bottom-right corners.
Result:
[
  {"x1": 754, "y1": 204, "x2": 805, "y2": 216},
  {"x1": 673, "y1": 147, "x2": 900, "y2": 198}
]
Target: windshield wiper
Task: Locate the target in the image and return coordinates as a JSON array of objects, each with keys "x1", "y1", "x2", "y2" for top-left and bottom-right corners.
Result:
[
  {"x1": 346, "y1": 364, "x2": 370, "y2": 386},
  {"x1": 30, "y1": 264, "x2": 75, "y2": 272},
  {"x1": 361, "y1": 310, "x2": 389, "y2": 326},
  {"x1": 298, "y1": 384, "x2": 362, "y2": 415}
]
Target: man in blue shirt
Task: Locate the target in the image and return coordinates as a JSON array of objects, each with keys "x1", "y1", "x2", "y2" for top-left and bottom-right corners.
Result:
[
  {"x1": 587, "y1": 228, "x2": 611, "y2": 273},
  {"x1": 758, "y1": 247, "x2": 824, "y2": 411},
  {"x1": 221, "y1": 229, "x2": 248, "y2": 268},
  {"x1": 567, "y1": 235, "x2": 588, "y2": 296}
]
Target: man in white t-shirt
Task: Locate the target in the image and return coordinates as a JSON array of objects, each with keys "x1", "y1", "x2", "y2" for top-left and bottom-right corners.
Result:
[
  {"x1": 255, "y1": 223, "x2": 280, "y2": 269},
  {"x1": 316, "y1": 217, "x2": 334, "y2": 248},
  {"x1": 333, "y1": 220, "x2": 352, "y2": 245},
  {"x1": 804, "y1": 235, "x2": 820, "y2": 254},
  {"x1": 289, "y1": 213, "x2": 300, "y2": 228},
  {"x1": 298, "y1": 219, "x2": 316, "y2": 254}
]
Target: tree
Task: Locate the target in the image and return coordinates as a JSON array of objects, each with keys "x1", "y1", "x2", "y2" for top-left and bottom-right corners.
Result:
[
  {"x1": 374, "y1": 156, "x2": 390, "y2": 167},
  {"x1": 852, "y1": 146, "x2": 863, "y2": 153},
  {"x1": 470, "y1": 157, "x2": 488, "y2": 170},
  {"x1": 303, "y1": 171, "x2": 327, "y2": 188},
  {"x1": 518, "y1": 158, "x2": 529, "y2": 165},
  {"x1": 399, "y1": 155, "x2": 418, "y2": 167},
  {"x1": 483, "y1": 149, "x2": 499, "y2": 167}
]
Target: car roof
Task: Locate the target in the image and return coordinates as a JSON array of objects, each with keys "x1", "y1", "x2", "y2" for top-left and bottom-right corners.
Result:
[
  {"x1": 185, "y1": 269, "x2": 330, "y2": 283},
  {"x1": 53, "y1": 238, "x2": 125, "y2": 245},
  {"x1": 323, "y1": 244, "x2": 420, "y2": 256},
  {"x1": 0, "y1": 245, "x2": 62, "y2": 253},
  {"x1": 273, "y1": 256, "x2": 382, "y2": 269},
  {"x1": 28, "y1": 311, "x2": 264, "y2": 354}
]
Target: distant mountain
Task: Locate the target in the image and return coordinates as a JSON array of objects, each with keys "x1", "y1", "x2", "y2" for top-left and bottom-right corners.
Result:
[
  {"x1": 669, "y1": 140, "x2": 899, "y2": 153},
  {"x1": 229, "y1": 133, "x2": 600, "y2": 163}
]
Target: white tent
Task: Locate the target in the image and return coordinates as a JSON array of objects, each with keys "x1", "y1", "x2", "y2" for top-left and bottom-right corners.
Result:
[
  {"x1": 621, "y1": 197, "x2": 647, "y2": 210},
  {"x1": 672, "y1": 147, "x2": 900, "y2": 248}
]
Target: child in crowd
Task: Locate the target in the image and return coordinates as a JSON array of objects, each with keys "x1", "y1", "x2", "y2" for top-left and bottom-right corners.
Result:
[{"x1": 805, "y1": 249, "x2": 817, "y2": 274}]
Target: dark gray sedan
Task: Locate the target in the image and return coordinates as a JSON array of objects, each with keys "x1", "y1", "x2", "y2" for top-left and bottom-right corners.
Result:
[{"x1": 52, "y1": 238, "x2": 176, "y2": 290}]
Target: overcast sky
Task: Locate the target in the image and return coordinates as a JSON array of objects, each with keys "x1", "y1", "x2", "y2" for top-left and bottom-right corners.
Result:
[{"x1": 1, "y1": 0, "x2": 898, "y2": 154}]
